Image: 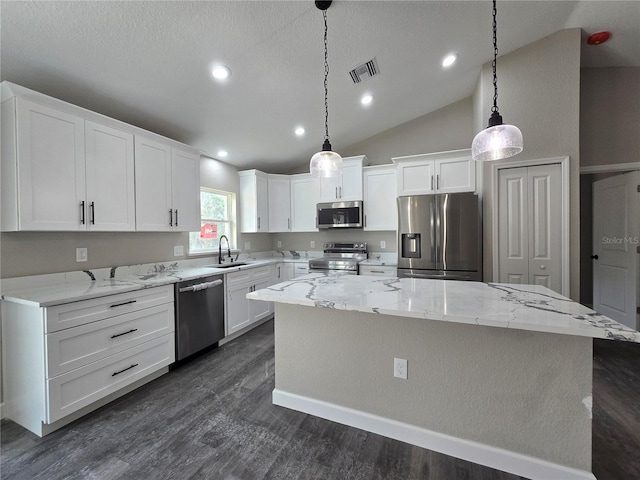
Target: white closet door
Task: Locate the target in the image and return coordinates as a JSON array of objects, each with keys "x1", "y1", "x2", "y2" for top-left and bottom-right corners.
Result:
[
  {"x1": 498, "y1": 167, "x2": 529, "y2": 284},
  {"x1": 527, "y1": 164, "x2": 562, "y2": 291},
  {"x1": 498, "y1": 164, "x2": 562, "y2": 293},
  {"x1": 593, "y1": 171, "x2": 639, "y2": 329}
]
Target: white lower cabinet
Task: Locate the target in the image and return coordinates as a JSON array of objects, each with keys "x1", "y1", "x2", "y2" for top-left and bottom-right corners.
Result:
[
  {"x1": 359, "y1": 265, "x2": 397, "y2": 277},
  {"x1": 225, "y1": 265, "x2": 275, "y2": 335},
  {"x1": 1, "y1": 285, "x2": 175, "y2": 436},
  {"x1": 275, "y1": 262, "x2": 294, "y2": 282}
]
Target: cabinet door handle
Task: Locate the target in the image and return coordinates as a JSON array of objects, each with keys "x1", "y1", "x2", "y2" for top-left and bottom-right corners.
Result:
[
  {"x1": 110, "y1": 300, "x2": 137, "y2": 308},
  {"x1": 436, "y1": 174, "x2": 439, "y2": 190},
  {"x1": 80, "y1": 201, "x2": 86, "y2": 225},
  {"x1": 364, "y1": 215, "x2": 367, "y2": 227},
  {"x1": 90, "y1": 201, "x2": 95, "y2": 225},
  {"x1": 258, "y1": 217, "x2": 260, "y2": 229},
  {"x1": 431, "y1": 175, "x2": 434, "y2": 190},
  {"x1": 339, "y1": 186, "x2": 342, "y2": 198},
  {"x1": 175, "y1": 209, "x2": 179, "y2": 227},
  {"x1": 370, "y1": 270, "x2": 385, "y2": 274},
  {"x1": 288, "y1": 218, "x2": 290, "y2": 230},
  {"x1": 110, "y1": 328, "x2": 138, "y2": 339},
  {"x1": 169, "y1": 209, "x2": 173, "y2": 227},
  {"x1": 277, "y1": 266, "x2": 281, "y2": 279},
  {"x1": 112, "y1": 364, "x2": 138, "y2": 377},
  {"x1": 335, "y1": 187, "x2": 338, "y2": 199}
]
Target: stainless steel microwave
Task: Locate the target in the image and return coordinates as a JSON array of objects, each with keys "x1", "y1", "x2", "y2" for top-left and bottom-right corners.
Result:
[{"x1": 316, "y1": 201, "x2": 363, "y2": 229}]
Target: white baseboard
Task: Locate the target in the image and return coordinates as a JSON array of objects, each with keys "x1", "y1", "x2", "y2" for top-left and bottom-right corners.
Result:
[{"x1": 273, "y1": 389, "x2": 596, "y2": 480}]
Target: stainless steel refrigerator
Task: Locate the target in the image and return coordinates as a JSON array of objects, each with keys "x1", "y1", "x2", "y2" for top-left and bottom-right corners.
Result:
[{"x1": 397, "y1": 193, "x2": 482, "y2": 281}]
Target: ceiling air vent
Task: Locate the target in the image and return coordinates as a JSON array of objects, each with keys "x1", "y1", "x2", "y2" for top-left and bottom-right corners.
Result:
[{"x1": 348, "y1": 57, "x2": 380, "y2": 84}]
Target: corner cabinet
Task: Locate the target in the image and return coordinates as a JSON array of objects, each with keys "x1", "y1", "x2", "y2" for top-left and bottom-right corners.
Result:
[
  {"x1": 363, "y1": 165, "x2": 397, "y2": 231},
  {"x1": 318, "y1": 155, "x2": 368, "y2": 202},
  {"x1": 1, "y1": 97, "x2": 135, "y2": 231},
  {"x1": 134, "y1": 136, "x2": 201, "y2": 232},
  {"x1": 393, "y1": 149, "x2": 476, "y2": 196},
  {"x1": 1, "y1": 285, "x2": 175, "y2": 436},
  {"x1": 238, "y1": 170, "x2": 269, "y2": 233}
]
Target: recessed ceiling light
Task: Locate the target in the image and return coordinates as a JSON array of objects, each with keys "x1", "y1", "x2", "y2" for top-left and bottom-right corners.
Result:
[
  {"x1": 361, "y1": 94, "x2": 373, "y2": 105},
  {"x1": 217, "y1": 150, "x2": 228, "y2": 158},
  {"x1": 442, "y1": 54, "x2": 457, "y2": 68},
  {"x1": 295, "y1": 127, "x2": 305, "y2": 136},
  {"x1": 211, "y1": 65, "x2": 231, "y2": 80}
]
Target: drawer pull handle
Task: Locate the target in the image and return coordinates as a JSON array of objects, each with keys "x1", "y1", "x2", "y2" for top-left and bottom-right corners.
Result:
[
  {"x1": 370, "y1": 270, "x2": 385, "y2": 274},
  {"x1": 111, "y1": 328, "x2": 138, "y2": 339},
  {"x1": 112, "y1": 364, "x2": 139, "y2": 377},
  {"x1": 110, "y1": 300, "x2": 137, "y2": 308}
]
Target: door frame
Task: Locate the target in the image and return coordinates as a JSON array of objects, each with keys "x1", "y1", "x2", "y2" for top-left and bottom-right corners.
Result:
[{"x1": 490, "y1": 156, "x2": 570, "y2": 296}]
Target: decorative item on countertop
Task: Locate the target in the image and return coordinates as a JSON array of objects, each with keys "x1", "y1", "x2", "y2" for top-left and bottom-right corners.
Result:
[
  {"x1": 471, "y1": 0, "x2": 523, "y2": 162},
  {"x1": 309, "y1": 0, "x2": 343, "y2": 178}
]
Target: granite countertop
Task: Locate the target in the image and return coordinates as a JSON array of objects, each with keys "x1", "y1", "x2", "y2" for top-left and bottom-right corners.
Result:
[
  {"x1": 247, "y1": 273, "x2": 640, "y2": 343},
  {"x1": 1, "y1": 260, "x2": 289, "y2": 307}
]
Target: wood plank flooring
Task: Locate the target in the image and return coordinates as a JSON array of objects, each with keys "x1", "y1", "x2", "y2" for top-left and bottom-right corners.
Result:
[{"x1": 1, "y1": 320, "x2": 638, "y2": 479}]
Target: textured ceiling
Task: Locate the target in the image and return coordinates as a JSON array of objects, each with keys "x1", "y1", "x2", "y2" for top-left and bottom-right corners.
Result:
[{"x1": 1, "y1": 1, "x2": 639, "y2": 173}]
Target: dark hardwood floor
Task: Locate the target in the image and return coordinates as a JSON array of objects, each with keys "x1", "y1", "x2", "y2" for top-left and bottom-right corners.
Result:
[{"x1": 1, "y1": 320, "x2": 638, "y2": 479}]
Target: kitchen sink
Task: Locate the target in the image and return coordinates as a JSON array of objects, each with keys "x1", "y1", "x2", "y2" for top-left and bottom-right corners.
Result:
[{"x1": 208, "y1": 262, "x2": 247, "y2": 269}]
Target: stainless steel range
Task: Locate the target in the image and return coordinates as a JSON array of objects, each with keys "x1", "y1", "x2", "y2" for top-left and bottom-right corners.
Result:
[{"x1": 309, "y1": 242, "x2": 368, "y2": 275}]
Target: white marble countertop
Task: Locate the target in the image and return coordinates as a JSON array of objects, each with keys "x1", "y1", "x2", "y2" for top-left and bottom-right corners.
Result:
[{"x1": 246, "y1": 273, "x2": 640, "y2": 342}]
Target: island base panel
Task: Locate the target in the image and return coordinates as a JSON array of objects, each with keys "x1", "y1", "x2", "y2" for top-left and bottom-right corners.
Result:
[{"x1": 273, "y1": 304, "x2": 593, "y2": 478}]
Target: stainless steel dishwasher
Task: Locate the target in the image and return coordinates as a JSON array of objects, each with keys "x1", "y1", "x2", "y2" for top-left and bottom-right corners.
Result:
[{"x1": 175, "y1": 274, "x2": 225, "y2": 362}]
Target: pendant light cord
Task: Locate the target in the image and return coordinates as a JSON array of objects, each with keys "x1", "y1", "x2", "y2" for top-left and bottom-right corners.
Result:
[
  {"x1": 323, "y1": 9, "x2": 330, "y2": 143},
  {"x1": 491, "y1": 0, "x2": 499, "y2": 115}
]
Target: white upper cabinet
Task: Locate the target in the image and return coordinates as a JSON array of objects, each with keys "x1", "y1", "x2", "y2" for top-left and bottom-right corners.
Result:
[
  {"x1": 318, "y1": 156, "x2": 368, "y2": 202},
  {"x1": 134, "y1": 136, "x2": 172, "y2": 231},
  {"x1": 238, "y1": 170, "x2": 269, "y2": 233},
  {"x1": 393, "y1": 149, "x2": 475, "y2": 196},
  {"x1": 134, "y1": 136, "x2": 200, "y2": 232},
  {"x1": 290, "y1": 173, "x2": 319, "y2": 232},
  {"x1": 268, "y1": 174, "x2": 291, "y2": 232},
  {"x1": 170, "y1": 147, "x2": 201, "y2": 232},
  {"x1": 1, "y1": 98, "x2": 135, "y2": 231},
  {"x1": 85, "y1": 121, "x2": 135, "y2": 231},
  {"x1": 1, "y1": 83, "x2": 200, "y2": 233},
  {"x1": 363, "y1": 165, "x2": 397, "y2": 231}
]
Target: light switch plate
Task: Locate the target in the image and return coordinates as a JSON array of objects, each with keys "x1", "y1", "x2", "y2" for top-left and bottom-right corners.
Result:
[
  {"x1": 76, "y1": 247, "x2": 88, "y2": 262},
  {"x1": 174, "y1": 245, "x2": 184, "y2": 256},
  {"x1": 380, "y1": 240, "x2": 386, "y2": 249},
  {"x1": 277, "y1": 240, "x2": 282, "y2": 248},
  {"x1": 310, "y1": 240, "x2": 315, "y2": 248}
]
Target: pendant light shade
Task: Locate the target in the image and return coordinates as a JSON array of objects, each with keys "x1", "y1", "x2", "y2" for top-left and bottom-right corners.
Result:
[
  {"x1": 310, "y1": 0, "x2": 342, "y2": 177},
  {"x1": 472, "y1": 0, "x2": 523, "y2": 162}
]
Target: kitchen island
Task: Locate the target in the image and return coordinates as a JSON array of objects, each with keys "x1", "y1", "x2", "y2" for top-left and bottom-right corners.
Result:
[{"x1": 247, "y1": 274, "x2": 639, "y2": 480}]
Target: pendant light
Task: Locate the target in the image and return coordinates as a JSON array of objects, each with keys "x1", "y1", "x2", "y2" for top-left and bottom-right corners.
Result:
[
  {"x1": 309, "y1": 0, "x2": 343, "y2": 178},
  {"x1": 471, "y1": 0, "x2": 523, "y2": 162}
]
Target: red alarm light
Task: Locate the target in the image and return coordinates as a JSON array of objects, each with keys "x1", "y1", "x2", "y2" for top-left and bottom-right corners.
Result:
[{"x1": 587, "y1": 31, "x2": 611, "y2": 45}]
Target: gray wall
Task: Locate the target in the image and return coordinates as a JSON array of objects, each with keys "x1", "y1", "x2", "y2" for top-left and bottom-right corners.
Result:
[
  {"x1": 276, "y1": 303, "x2": 593, "y2": 471},
  {"x1": 477, "y1": 29, "x2": 582, "y2": 300},
  {"x1": 580, "y1": 67, "x2": 640, "y2": 168}
]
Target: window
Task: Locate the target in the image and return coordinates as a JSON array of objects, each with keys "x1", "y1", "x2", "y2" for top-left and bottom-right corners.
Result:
[{"x1": 189, "y1": 188, "x2": 237, "y2": 254}]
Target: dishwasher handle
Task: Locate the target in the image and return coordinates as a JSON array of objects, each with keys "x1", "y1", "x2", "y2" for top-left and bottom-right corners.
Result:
[{"x1": 179, "y1": 279, "x2": 223, "y2": 293}]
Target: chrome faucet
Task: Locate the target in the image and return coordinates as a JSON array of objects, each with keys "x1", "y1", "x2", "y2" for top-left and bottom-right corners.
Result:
[{"x1": 218, "y1": 235, "x2": 231, "y2": 264}]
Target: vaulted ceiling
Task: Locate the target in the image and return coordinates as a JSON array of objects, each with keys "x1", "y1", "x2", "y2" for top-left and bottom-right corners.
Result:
[{"x1": 2, "y1": 1, "x2": 638, "y2": 172}]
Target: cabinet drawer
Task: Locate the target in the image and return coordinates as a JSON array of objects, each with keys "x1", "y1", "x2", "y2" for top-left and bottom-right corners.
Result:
[
  {"x1": 360, "y1": 266, "x2": 397, "y2": 276},
  {"x1": 251, "y1": 265, "x2": 274, "y2": 281},
  {"x1": 46, "y1": 335, "x2": 174, "y2": 424},
  {"x1": 44, "y1": 285, "x2": 173, "y2": 333},
  {"x1": 46, "y1": 303, "x2": 175, "y2": 377},
  {"x1": 225, "y1": 270, "x2": 251, "y2": 287}
]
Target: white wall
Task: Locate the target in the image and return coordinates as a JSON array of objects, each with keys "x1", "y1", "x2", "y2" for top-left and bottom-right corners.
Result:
[{"x1": 477, "y1": 28, "x2": 582, "y2": 300}]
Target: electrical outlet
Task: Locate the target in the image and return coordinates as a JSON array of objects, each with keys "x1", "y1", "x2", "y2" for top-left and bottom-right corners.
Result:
[
  {"x1": 244, "y1": 241, "x2": 251, "y2": 250},
  {"x1": 174, "y1": 245, "x2": 184, "y2": 256},
  {"x1": 380, "y1": 240, "x2": 386, "y2": 249},
  {"x1": 277, "y1": 240, "x2": 282, "y2": 248},
  {"x1": 310, "y1": 240, "x2": 315, "y2": 248},
  {"x1": 76, "y1": 247, "x2": 88, "y2": 262},
  {"x1": 394, "y1": 358, "x2": 407, "y2": 379}
]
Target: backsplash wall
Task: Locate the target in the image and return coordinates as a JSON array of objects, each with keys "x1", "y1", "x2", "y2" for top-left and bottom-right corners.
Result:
[{"x1": 268, "y1": 230, "x2": 397, "y2": 256}]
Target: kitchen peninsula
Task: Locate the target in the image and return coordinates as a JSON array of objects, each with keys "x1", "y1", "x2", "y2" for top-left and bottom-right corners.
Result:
[{"x1": 247, "y1": 274, "x2": 639, "y2": 480}]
